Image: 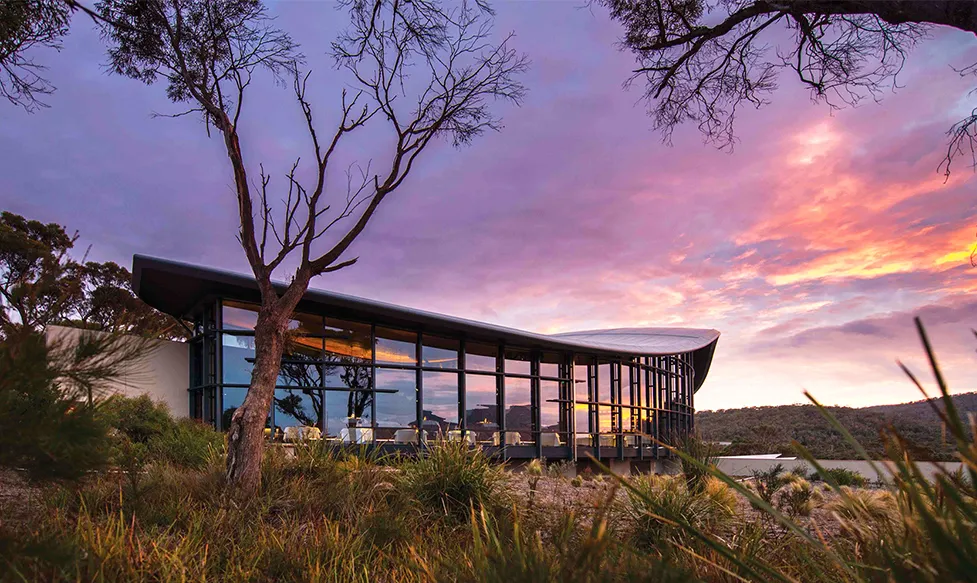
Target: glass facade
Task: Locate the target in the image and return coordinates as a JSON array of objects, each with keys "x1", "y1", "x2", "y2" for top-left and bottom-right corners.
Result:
[{"x1": 184, "y1": 297, "x2": 697, "y2": 460}]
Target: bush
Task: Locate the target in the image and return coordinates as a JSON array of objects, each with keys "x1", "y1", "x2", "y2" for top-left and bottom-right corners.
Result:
[
  {"x1": 147, "y1": 418, "x2": 224, "y2": 469},
  {"x1": 815, "y1": 467, "x2": 868, "y2": 488},
  {"x1": 0, "y1": 332, "x2": 110, "y2": 481},
  {"x1": 399, "y1": 440, "x2": 506, "y2": 522},
  {"x1": 101, "y1": 394, "x2": 172, "y2": 444},
  {"x1": 100, "y1": 395, "x2": 223, "y2": 470},
  {"x1": 623, "y1": 474, "x2": 733, "y2": 553}
]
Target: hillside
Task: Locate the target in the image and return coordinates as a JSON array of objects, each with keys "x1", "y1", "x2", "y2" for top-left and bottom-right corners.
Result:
[{"x1": 696, "y1": 393, "x2": 977, "y2": 461}]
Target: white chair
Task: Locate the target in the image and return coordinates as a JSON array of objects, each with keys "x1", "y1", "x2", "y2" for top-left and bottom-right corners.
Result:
[
  {"x1": 283, "y1": 426, "x2": 322, "y2": 442},
  {"x1": 394, "y1": 428, "x2": 427, "y2": 444},
  {"x1": 339, "y1": 427, "x2": 374, "y2": 444},
  {"x1": 539, "y1": 433, "x2": 562, "y2": 447},
  {"x1": 492, "y1": 431, "x2": 523, "y2": 446},
  {"x1": 446, "y1": 430, "x2": 476, "y2": 445}
]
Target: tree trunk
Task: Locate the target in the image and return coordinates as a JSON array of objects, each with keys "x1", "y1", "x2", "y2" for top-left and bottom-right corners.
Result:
[{"x1": 224, "y1": 305, "x2": 289, "y2": 495}]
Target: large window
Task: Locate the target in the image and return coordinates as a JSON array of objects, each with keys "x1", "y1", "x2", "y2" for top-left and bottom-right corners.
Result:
[
  {"x1": 465, "y1": 343, "x2": 497, "y2": 372},
  {"x1": 423, "y1": 336, "x2": 459, "y2": 369},
  {"x1": 376, "y1": 327, "x2": 416, "y2": 365},
  {"x1": 374, "y1": 368, "x2": 416, "y2": 439},
  {"x1": 540, "y1": 380, "x2": 560, "y2": 440},
  {"x1": 222, "y1": 334, "x2": 255, "y2": 385},
  {"x1": 504, "y1": 377, "x2": 533, "y2": 444},
  {"x1": 465, "y1": 373, "x2": 497, "y2": 441},
  {"x1": 573, "y1": 363, "x2": 590, "y2": 439},
  {"x1": 597, "y1": 363, "x2": 612, "y2": 434},
  {"x1": 274, "y1": 388, "x2": 323, "y2": 430},
  {"x1": 423, "y1": 371, "x2": 458, "y2": 435}
]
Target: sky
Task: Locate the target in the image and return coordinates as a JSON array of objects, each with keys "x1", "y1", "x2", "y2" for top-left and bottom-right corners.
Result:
[{"x1": 1, "y1": 1, "x2": 975, "y2": 411}]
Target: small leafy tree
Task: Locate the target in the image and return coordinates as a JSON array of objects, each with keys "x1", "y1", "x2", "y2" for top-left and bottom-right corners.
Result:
[{"x1": 0, "y1": 328, "x2": 150, "y2": 481}]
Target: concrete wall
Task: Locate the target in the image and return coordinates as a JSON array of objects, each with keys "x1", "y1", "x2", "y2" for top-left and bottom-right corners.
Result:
[
  {"x1": 47, "y1": 325, "x2": 190, "y2": 417},
  {"x1": 717, "y1": 457, "x2": 963, "y2": 482}
]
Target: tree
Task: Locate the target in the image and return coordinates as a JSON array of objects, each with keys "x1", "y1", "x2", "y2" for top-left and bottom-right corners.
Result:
[
  {"x1": 0, "y1": 0, "x2": 72, "y2": 111},
  {"x1": 96, "y1": 0, "x2": 527, "y2": 494},
  {"x1": 600, "y1": 0, "x2": 977, "y2": 177},
  {"x1": 0, "y1": 210, "x2": 187, "y2": 340}
]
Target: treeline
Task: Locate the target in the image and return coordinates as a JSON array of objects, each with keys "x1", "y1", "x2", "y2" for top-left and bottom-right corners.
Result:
[{"x1": 696, "y1": 393, "x2": 977, "y2": 461}]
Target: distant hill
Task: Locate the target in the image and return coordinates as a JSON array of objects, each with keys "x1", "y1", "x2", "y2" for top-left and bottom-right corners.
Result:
[{"x1": 695, "y1": 393, "x2": 977, "y2": 461}]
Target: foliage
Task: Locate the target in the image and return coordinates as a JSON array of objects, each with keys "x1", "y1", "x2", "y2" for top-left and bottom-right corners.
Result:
[
  {"x1": 813, "y1": 467, "x2": 868, "y2": 488},
  {"x1": 0, "y1": 330, "x2": 109, "y2": 482},
  {"x1": 399, "y1": 440, "x2": 507, "y2": 523},
  {"x1": 675, "y1": 431, "x2": 722, "y2": 494},
  {"x1": 0, "y1": 210, "x2": 186, "y2": 340},
  {"x1": 101, "y1": 394, "x2": 224, "y2": 470},
  {"x1": 751, "y1": 463, "x2": 787, "y2": 507},
  {"x1": 0, "y1": 0, "x2": 72, "y2": 111},
  {"x1": 621, "y1": 474, "x2": 734, "y2": 555},
  {"x1": 696, "y1": 393, "x2": 977, "y2": 461},
  {"x1": 598, "y1": 0, "x2": 977, "y2": 176}
]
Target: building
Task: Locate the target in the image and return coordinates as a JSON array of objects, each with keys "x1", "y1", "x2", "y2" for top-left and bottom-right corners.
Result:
[{"x1": 132, "y1": 255, "x2": 719, "y2": 463}]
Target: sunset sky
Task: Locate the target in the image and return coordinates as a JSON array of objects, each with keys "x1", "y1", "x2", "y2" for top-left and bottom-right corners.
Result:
[{"x1": 2, "y1": 2, "x2": 975, "y2": 411}]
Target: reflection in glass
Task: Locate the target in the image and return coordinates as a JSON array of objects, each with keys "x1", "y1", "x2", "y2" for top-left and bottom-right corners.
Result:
[
  {"x1": 278, "y1": 336, "x2": 324, "y2": 387},
  {"x1": 274, "y1": 388, "x2": 323, "y2": 429},
  {"x1": 374, "y1": 368, "x2": 416, "y2": 440},
  {"x1": 464, "y1": 374, "x2": 497, "y2": 441},
  {"x1": 465, "y1": 343, "x2": 496, "y2": 372},
  {"x1": 222, "y1": 334, "x2": 255, "y2": 384},
  {"x1": 222, "y1": 300, "x2": 259, "y2": 331},
  {"x1": 324, "y1": 318, "x2": 372, "y2": 363},
  {"x1": 573, "y1": 364, "x2": 589, "y2": 437},
  {"x1": 504, "y1": 349, "x2": 531, "y2": 375},
  {"x1": 422, "y1": 336, "x2": 458, "y2": 369},
  {"x1": 540, "y1": 352, "x2": 561, "y2": 378},
  {"x1": 504, "y1": 377, "x2": 533, "y2": 444},
  {"x1": 376, "y1": 327, "x2": 416, "y2": 365},
  {"x1": 423, "y1": 371, "x2": 458, "y2": 435},
  {"x1": 540, "y1": 380, "x2": 560, "y2": 437},
  {"x1": 221, "y1": 388, "x2": 270, "y2": 431}
]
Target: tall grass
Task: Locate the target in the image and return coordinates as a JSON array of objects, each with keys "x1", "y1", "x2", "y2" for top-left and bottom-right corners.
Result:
[{"x1": 2, "y1": 319, "x2": 975, "y2": 582}]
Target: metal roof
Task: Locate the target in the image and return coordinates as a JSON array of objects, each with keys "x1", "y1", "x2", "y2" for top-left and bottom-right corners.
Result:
[{"x1": 132, "y1": 255, "x2": 719, "y2": 390}]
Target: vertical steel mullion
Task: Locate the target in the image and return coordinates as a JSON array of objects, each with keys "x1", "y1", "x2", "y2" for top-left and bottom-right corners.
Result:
[
  {"x1": 497, "y1": 344, "x2": 506, "y2": 454},
  {"x1": 370, "y1": 324, "x2": 377, "y2": 444},
  {"x1": 532, "y1": 353, "x2": 541, "y2": 459},
  {"x1": 568, "y1": 354, "x2": 577, "y2": 462},
  {"x1": 416, "y1": 335, "x2": 424, "y2": 447},
  {"x1": 318, "y1": 315, "x2": 326, "y2": 432},
  {"x1": 459, "y1": 339, "x2": 467, "y2": 440},
  {"x1": 588, "y1": 364, "x2": 597, "y2": 459},
  {"x1": 214, "y1": 300, "x2": 224, "y2": 431}
]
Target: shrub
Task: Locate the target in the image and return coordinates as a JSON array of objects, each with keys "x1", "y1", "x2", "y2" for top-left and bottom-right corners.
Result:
[
  {"x1": 399, "y1": 440, "x2": 506, "y2": 522},
  {"x1": 100, "y1": 394, "x2": 172, "y2": 444},
  {"x1": 815, "y1": 467, "x2": 869, "y2": 488},
  {"x1": 570, "y1": 475, "x2": 584, "y2": 488},
  {"x1": 777, "y1": 475, "x2": 821, "y2": 518},
  {"x1": 0, "y1": 332, "x2": 111, "y2": 482},
  {"x1": 147, "y1": 418, "x2": 224, "y2": 469},
  {"x1": 675, "y1": 432, "x2": 722, "y2": 494},
  {"x1": 623, "y1": 474, "x2": 733, "y2": 553},
  {"x1": 750, "y1": 463, "x2": 787, "y2": 507}
]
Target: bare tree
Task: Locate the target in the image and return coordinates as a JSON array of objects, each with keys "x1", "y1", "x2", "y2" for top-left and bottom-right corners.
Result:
[
  {"x1": 96, "y1": 0, "x2": 527, "y2": 494},
  {"x1": 600, "y1": 0, "x2": 977, "y2": 177}
]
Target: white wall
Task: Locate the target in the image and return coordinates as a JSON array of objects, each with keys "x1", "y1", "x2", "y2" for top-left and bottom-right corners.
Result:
[
  {"x1": 717, "y1": 457, "x2": 963, "y2": 482},
  {"x1": 46, "y1": 325, "x2": 190, "y2": 417}
]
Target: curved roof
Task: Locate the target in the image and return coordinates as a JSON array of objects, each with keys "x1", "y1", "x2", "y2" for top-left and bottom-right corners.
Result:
[{"x1": 132, "y1": 255, "x2": 719, "y2": 391}]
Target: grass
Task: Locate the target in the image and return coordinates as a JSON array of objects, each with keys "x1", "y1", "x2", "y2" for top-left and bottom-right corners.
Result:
[{"x1": 1, "y1": 319, "x2": 975, "y2": 582}]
